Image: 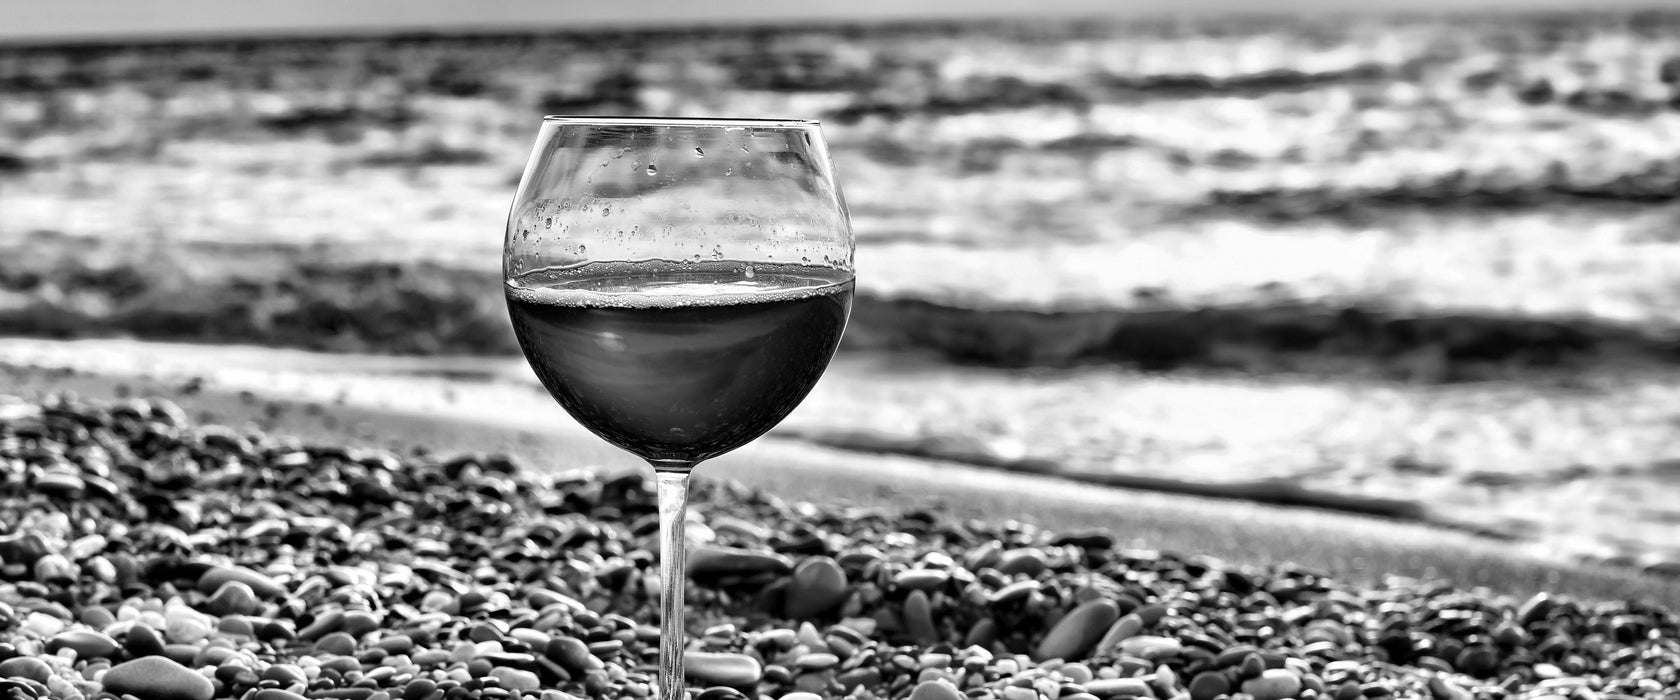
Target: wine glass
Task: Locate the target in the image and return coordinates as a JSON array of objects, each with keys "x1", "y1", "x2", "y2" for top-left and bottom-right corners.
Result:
[{"x1": 503, "y1": 116, "x2": 854, "y2": 699}]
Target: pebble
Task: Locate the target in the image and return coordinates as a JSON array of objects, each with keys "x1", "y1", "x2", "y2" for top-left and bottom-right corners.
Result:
[
  {"x1": 204, "y1": 580, "x2": 261, "y2": 616},
  {"x1": 547, "y1": 637, "x2": 596, "y2": 673},
  {"x1": 164, "y1": 608, "x2": 212, "y2": 644},
  {"x1": 1096, "y1": 613, "x2": 1145, "y2": 653},
  {"x1": 35, "y1": 471, "x2": 86, "y2": 498},
  {"x1": 903, "y1": 590, "x2": 939, "y2": 645},
  {"x1": 685, "y1": 652, "x2": 762, "y2": 687},
  {"x1": 1241, "y1": 669, "x2": 1303, "y2": 700},
  {"x1": 489, "y1": 667, "x2": 541, "y2": 691},
  {"x1": 995, "y1": 548, "x2": 1049, "y2": 577},
  {"x1": 894, "y1": 569, "x2": 951, "y2": 591},
  {"x1": 1188, "y1": 671, "x2": 1231, "y2": 700},
  {"x1": 1035, "y1": 598, "x2": 1121, "y2": 661},
  {"x1": 252, "y1": 691, "x2": 309, "y2": 700},
  {"x1": 21, "y1": 611, "x2": 64, "y2": 636},
  {"x1": 1115, "y1": 636, "x2": 1182, "y2": 661},
  {"x1": 0, "y1": 395, "x2": 1672, "y2": 700},
  {"x1": 316, "y1": 631, "x2": 358, "y2": 655},
  {"x1": 102, "y1": 656, "x2": 216, "y2": 700},
  {"x1": 341, "y1": 610, "x2": 381, "y2": 636},
  {"x1": 784, "y1": 556, "x2": 849, "y2": 619},
  {"x1": 1084, "y1": 678, "x2": 1156, "y2": 698},
  {"x1": 198, "y1": 565, "x2": 287, "y2": 599},
  {"x1": 687, "y1": 546, "x2": 794, "y2": 577},
  {"x1": 0, "y1": 657, "x2": 52, "y2": 683},
  {"x1": 46, "y1": 629, "x2": 120, "y2": 659},
  {"x1": 907, "y1": 680, "x2": 965, "y2": 700},
  {"x1": 124, "y1": 622, "x2": 167, "y2": 658}
]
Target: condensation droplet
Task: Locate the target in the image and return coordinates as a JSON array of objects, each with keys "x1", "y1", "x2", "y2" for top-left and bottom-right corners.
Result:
[
  {"x1": 723, "y1": 168, "x2": 733, "y2": 176},
  {"x1": 710, "y1": 245, "x2": 722, "y2": 260},
  {"x1": 512, "y1": 259, "x2": 524, "y2": 272},
  {"x1": 801, "y1": 256, "x2": 810, "y2": 264},
  {"x1": 577, "y1": 244, "x2": 587, "y2": 255},
  {"x1": 694, "y1": 147, "x2": 704, "y2": 157},
  {"x1": 645, "y1": 165, "x2": 658, "y2": 175},
  {"x1": 544, "y1": 217, "x2": 553, "y2": 229},
  {"x1": 743, "y1": 263, "x2": 755, "y2": 279}
]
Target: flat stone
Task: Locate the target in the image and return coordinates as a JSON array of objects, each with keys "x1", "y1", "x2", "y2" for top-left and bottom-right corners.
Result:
[
  {"x1": 490, "y1": 667, "x2": 541, "y2": 691},
  {"x1": 0, "y1": 657, "x2": 53, "y2": 683},
  {"x1": 687, "y1": 546, "x2": 794, "y2": 578},
  {"x1": 903, "y1": 590, "x2": 939, "y2": 645},
  {"x1": 315, "y1": 631, "x2": 357, "y2": 656},
  {"x1": 1084, "y1": 678, "x2": 1156, "y2": 698},
  {"x1": 907, "y1": 680, "x2": 964, "y2": 700},
  {"x1": 198, "y1": 565, "x2": 286, "y2": 599},
  {"x1": 376, "y1": 634, "x2": 416, "y2": 654},
  {"x1": 164, "y1": 607, "x2": 212, "y2": 644},
  {"x1": 1115, "y1": 635, "x2": 1182, "y2": 661},
  {"x1": 252, "y1": 690, "x2": 309, "y2": 700},
  {"x1": 47, "y1": 630, "x2": 121, "y2": 660},
  {"x1": 203, "y1": 581, "x2": 260, "y2": 616},
  {"x1": 340, "y1": 610, "x2": 381, "y2": 637},
  {"x1": 22, "y1": 611, "x2": 65, "y2": 636},
  {"x1": 988, "y1": 580, "x2": 1039, "y2": 606},
  {"x1": 995, "y1": 548, "x2": 1048, "y2": 577},
  {"x1": 124, "y1": 622, "x2": 167, "y2": 658},
  {"x1": 1188, "y1": 672, "x2": 1231, "y2": 700},
  {"x1": 34, "y1": 472, "x2": 85, "y2": 499},
  {"x1": 685, "y1": 651, "x2": 762, "y2": 687},
  {"x1": 1035, "y1": 598, "x2": 1121, "y2": 661},
  {"x1": 893, "y1": 569, "x2": 951, "y2": 592},
  {"x1": 1241, "y1": 669, "x2": 1303, "y2": 700},
  {"x1": 1096, "y1": 613, "x2": 1144, "y2": 654},
  {"x1": 784, "y1": 556, "x2": 848, "y2": 619},
  {"x1": 102, "y1": 656, "x2": 215, "y2": 700},
  {"x1": 547, "y1": 636, "x2": 596, "y2": 673}
]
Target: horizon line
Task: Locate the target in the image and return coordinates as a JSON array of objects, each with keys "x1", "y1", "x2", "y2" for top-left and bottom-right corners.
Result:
[{"x1": 3, "y1": 5, "x2": 1676, "y2": 47}]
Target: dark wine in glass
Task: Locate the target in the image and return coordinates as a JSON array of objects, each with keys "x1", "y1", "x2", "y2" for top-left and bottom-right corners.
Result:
[{"x1": 503, "y1": 118, "x2": 855, "y2": 699}]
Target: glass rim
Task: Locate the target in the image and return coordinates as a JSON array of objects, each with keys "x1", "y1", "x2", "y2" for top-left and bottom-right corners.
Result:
[{"x1": 541, "y1": 115, "x2": 821, "y2": 128}]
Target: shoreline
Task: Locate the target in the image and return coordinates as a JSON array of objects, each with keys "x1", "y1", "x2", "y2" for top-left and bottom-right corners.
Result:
[{"x1": 3, "y1": 340, "x2": 1677, "y2": 603}]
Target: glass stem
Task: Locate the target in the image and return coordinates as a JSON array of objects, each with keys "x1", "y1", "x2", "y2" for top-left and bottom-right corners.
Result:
[{"x1": 654, "y1": 467, "x2": 693, "y2": 700}]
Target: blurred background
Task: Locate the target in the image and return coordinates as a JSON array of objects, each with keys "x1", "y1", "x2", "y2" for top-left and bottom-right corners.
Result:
[{"x1": 3, "y1": 1, "x2": 1680, "y2": 573}]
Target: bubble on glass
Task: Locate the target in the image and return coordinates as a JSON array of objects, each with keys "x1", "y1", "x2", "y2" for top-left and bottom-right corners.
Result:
[
  {"x1": 645, "y1": 165, "x2": 658, "y2": 175},
  {"x1": 710, "y1": 245, "x2": 721, "y2": 260},
  {"x1": 512, "y1": 259, "x2": 524, "y2": 273},
  {"x1": 602, "y1": 204, "x2": 612, "y2": 217},
  {"x1": 694, "y1": 147, "x2": 704, "y2": 158},
  {"x1": 544, "y1": 217, "x2": 553, "y2": 229},
  {"x1": 723, "y1": 168, "x2": 733, "y2": 176},
  {"x1": 743, "y1": 263, "x2": 755, "y2": 279},
  {"x1": 801, "y1": 256, "x2": 810, "y2": 264},
  {"x1": 577, "y1": 244, "x2": 587, "y2": 255}
]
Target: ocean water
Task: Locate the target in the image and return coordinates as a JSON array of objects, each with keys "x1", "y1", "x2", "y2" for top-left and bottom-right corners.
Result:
[{"x1": 3, "y1": 13, "x2": 1680, "y2": 567}]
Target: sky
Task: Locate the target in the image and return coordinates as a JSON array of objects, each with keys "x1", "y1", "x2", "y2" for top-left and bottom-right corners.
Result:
[{"x1": 0, "y1": 0, "x2": 1668, "y2": 41}]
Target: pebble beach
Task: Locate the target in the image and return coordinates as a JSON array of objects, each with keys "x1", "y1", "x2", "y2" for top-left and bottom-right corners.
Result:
[
  {"x1": 7, "y1": 12, "x2": 1680, "y2": 700},
  {"x1": 2, "y1": 392, "x2": 1679, "y2": 700}
]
